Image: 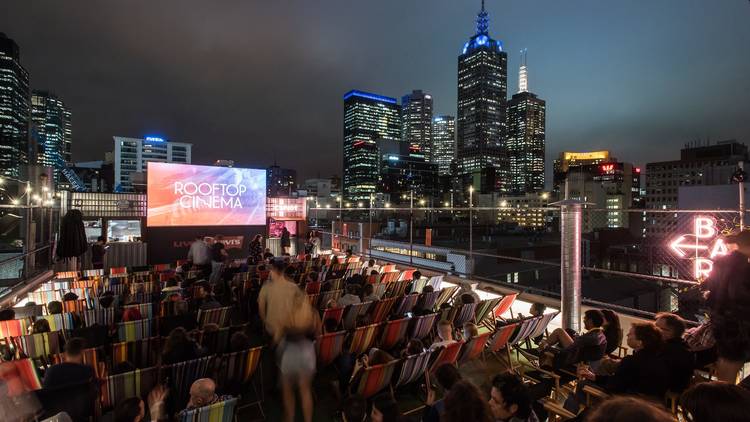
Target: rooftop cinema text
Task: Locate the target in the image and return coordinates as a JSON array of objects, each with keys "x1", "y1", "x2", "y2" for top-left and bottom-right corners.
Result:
[{"x1": 174, "y1": 181, "x2": 246, "y2": 209}]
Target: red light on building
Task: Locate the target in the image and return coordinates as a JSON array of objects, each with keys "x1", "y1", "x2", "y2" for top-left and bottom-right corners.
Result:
[
  {"x1": 601, "y1": 164, "x2": 614, "y2": 173},
  {"x1": 352, "y1": 141, "x2": 365, "y2": 147},
  {"x1": 635, "y1": 167, "x2": 641, "y2": 173}
]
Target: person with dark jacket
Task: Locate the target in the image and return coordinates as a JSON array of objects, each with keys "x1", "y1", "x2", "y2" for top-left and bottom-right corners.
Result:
[
  {"x1": 43, "y1": 338, "x2": 95, "y2": 389},
  {"x1": 655, "y1": 312, "x2": 694, "y2": 392},
  {"x1": 161, "y1": 327, "x2": 202, "y2": 365},
  {"x1": 91, "y1": 236, "x2": 107, "y2": 270},
  {"x1": 280, "y1": 227, "x2": 291, "y2": 255},
  {"x1": 541, "y1": 310, "x2": 608, "y2": 368}
]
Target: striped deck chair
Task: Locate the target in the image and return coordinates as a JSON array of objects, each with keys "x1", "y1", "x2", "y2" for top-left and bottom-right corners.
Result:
[
  {"x1": 458, "y1": 332, "x2": 491, "y2": 364},
  {"x1": 56, "y1": 271, "x2": 80, "y2": 279},
  {"x1": 0, "y1": 319, "x2": 30, "y2": 339},
  {"x1": 62, "y1": 299, "x2": 88, "y2": 314},
  {"x1": 12, "y1": 330, "x2": 62, "y2": 360},
  {"x1": 83, "y1": 308, "x2": 116, "y2": 327},
  {"x1": 493, "y1": 293, "x2": 518, "y2": 320},
  {"x1": 317, "y1": 289, "x2": 343, "y2": 310},
  {"x1": 392, "y1": 350, "x2": 432, "y2": 390},
  {"x1": 426, "y1": 275, "x2": 443, "y2": 290},
  {"x1": 123, "y1": 303, "x2": 154, "y2": 320},
  {"x1": 111, "y1": 337, "x2": 161, "y2": 368},
  {"x1": 0, "y1": 359, "x2": 42, "y2": 395},
  {"x1": 197, "y1": 306, "x2": 232, "y2": 328},
  {"x1": 487, "y1": 322, "x2": 519, "y2": 353},
  {"x1": 152, "y1": 263, "x2": 171, "y2": 272},
  {"x1": 101, "y1": 367, "x2": 159, "y2": 409},
  {"x1": 109, "y1": 267, "x2": 128, "y2": 277},
  {"x1": 369, "y1": 297, "x2": 397, "y2": 324},
  {"x1": 408, "y1": 313, "x2": 438, "y2": 340},
  {"x1": 198, "y1": 327, "x2": 232, "y2": 355},
  {"x1": 385, "y1": 280, "x2": 410, "y2": 298},
  {"x1": 474, "y1": 297, "x2": 502, "y2": 328},
  {"x1": 348, "y1": 323, "x2": 381, "y2": 356},
  {"x1": 452, "y1": 302, "x2": 478, "y2": 327},
  {"x1": 434, "y1": 286, "x2": 459, "y2": 309},
  {"x1": 307, "y1": 294, "x2": 320, "y2": 308},
  {"x1": 52, "y1": 347, "x2": 104, "y2": 378},
  {"x1": 378, "y1": 317, "x2": 411, "y2": 351},
  {"x1": 83, "y1": 269, "x2": 104, "y2": 278},
  {"x1": 39, "y1": 313, "x2": 76, "y2": 331},
  {"x1": 12, "y1": 304, "x2": 44, "y2": 319},
  {"x1": 381, "y1": 271, "x2": 400, "y2": 283},
  {"x1": 429, "y1": 341, "x2": 464, "y2": 374},
  {"x1": 159, "y1": 300, "x2": 189, "y2": 317},
  {"x1": 328, "y1": 278, "x2": 345, "y2": 291},
  {"x1": 351, "y1": 360, "x2": 398, "y2": 399},
  {"x1": 215, "y1": 347, "x2": 263, "y2": 396},
  {"x1": 508, "y1": 316, "x2": 542, "y2": 347},
  {"x1": 342, "y1": 301, "x2": 373, "y2": 330},
  {"x1": 321, "y1": 307, "x2": 344, "y2": 330},
  {"x1": 397, "y1": 269, "x2": 416, "y2": 282},
  {"x1": 393, "y1": 294, "x2": 419, "y2": 316},
  {"x1": 415, "y1": 291, "x2": 440, "y2": 313},
  {"x1": 117, "y1": 319, "x2": 153, "y2": 342},
  {"x1": 178, "y1": 397, "x2": 238, "y2": 422},
  {"x1": 371, "y1": 283, "x2": 388, "y2": 299},
  {"x1": 164, "y1": 356, "x2": 214, "y2": 409},
  {"x1": 232, "y1": 271, "x2": 249, "y2": 282},
  {"x1": 29, "y1": 290, "x2": 62, "y2": 304},
  {"x1": 527, "y1": 311, "x2": 559, "y2": 342},
  {"x1": 411, "y1": 277, "x2": 428, "y2": 294},
  {"x1": 380, "y1": 264, "x2": 397, "y2": 273},
  {"x1": 365, "y1": 274, "x2": 381, "y2": 284},
  {"x1": 305, "y1": 281, "x2": 321, "y2": 294},
  {"x1": 315, "y1": 331, "x2": 347, "y2": 367}
]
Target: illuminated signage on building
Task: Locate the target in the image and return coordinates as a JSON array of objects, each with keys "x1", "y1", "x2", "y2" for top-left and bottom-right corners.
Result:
[
  {"x1": 267, "y1": 197, "x2": 307, "y2": 221},
  {"x1": 668, "y1": 216, "x2": 730, "y2": 280},
  {"x1": 145, "y1": 136, "x2": 165, "y2": 143}
]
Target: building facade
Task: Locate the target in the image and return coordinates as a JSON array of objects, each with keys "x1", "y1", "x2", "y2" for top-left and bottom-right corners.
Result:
[
  {"x1": 401, "y1": 90, "x2": 433, "y2": 161},
  {"x1": 113, "y1": 136, "x2": 192, "y2": 192},
  {"x1": 553, "y1": 151, "x2": 611, "y2": 195},
  {"x1": 343, "y1": 90, "x2": 401, "y2": 201},
  {"x1": 31, "y1": 91, "x2": 72, "y2": 184},
  {"x1": 507, "y1": 53, "x2": 545, "y2": 194},
  {"x1": 432, "y1": 115, "x2": 455, "y2": 176},
  {"x1": 456, "y1": 2, "x2": 508, "y2": 191},
  {"x1": 0, "y1": 33, "x2": 30, "y2": 179},
  {"x1": 379, "y1": 151, "x2": 439, "y2": 205},
  {"x1": 267, "y1": 164, "x2": 297, "y2": 197}
]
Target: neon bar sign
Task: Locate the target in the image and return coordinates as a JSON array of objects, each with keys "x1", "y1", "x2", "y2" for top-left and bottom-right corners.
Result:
[{"x1": 668, "y1": 216, "x2": 729, "y2": 280}]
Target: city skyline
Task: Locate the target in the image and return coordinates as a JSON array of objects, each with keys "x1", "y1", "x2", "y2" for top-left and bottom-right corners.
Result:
[{"x1": 2, "y1": 1, "x2": 749, "y2": 180}]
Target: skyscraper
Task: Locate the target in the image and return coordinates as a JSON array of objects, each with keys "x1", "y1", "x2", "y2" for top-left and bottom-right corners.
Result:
[
  {"x1": 113, "y1": 135, "x2": 192, "y2": 192},
  {"x1": 432, "y1": 115, "x2": 456, "y2": 176},
  {"x1": 401, "y1": 90, "x2": 433, "y2": 161},
  {"x1": 0, "y1": 33, "x2": 30, "y2": 179},
  {"x1": 343, "y1": 90, "x2": 401, "y2": 201},
  {"x1": 31, "y1": 91, "x2": 72, "y2": 184},
  {"x1": 507, "y1": 50, "x2": 545, "y2": 193},
  {"x1": 456, "y1": 0, "x2": 508, "y2": 192}
]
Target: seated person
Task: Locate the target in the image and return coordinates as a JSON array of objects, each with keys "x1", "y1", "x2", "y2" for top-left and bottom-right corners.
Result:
[
  {"x1": 161, "y1": 327, "x2": 202, "y2": 364},
  {"x1": 176, "y1": 378, "x2": 231, "y2": 417},
  {"x1": 462, "y1": 322, "x2": 479, "y2": 342},
  {"x1": 400, "y1": 339, "x2": 425, "y2": 358},
  {"x1": 457, "y1": 283, "x2": 480, "y2": 304},
  {"x1": 32, "y1": 318, "x2": 51, "y2": 334},
  {"x1": 113, "y1": 385, "x2": 168, "y2": 422},
  {"x1": 161, "y1": 278, "x2": 182, "y2": 301},
  {"x1": 348, "y1": 348, "x2": 395, "y2": 391},
  {"x1": 342, "y1": 394, "x2": 367, "y2": 422},
  {"x1": 361, "y1": 259, "x2": 379, "y2": 275},
  {"x1": 423, "y1": 364, "x2": 462, "y2": 422},
  {"x1": 457, "y1": 292, "x2": 476, "y2": 305},
  {"x1": 405, "y1": 270, "x2": 422, "y2": 294},
  {"x1": 488, "y1": 372, "x2": 539, "y2": 422},
  {"x1": 337, "y1": 284, "x2": 362, "y2": 307},
  {"x1": 323, "y1": 318, "x2": 340, "y2": 333},
  {"x1": 191, "y1": 281, "x2": 221, "y2": 311},
  {"x1": 601, "y1": 309, "x2": 623, "y2": 355},
  {"x1": 362, "y1": 283, "x2": 379, "y2": 303},
  {"x1": 43, "y1": 337, "x2": 95, "y2": 389},
  {"x1": 540, "y1": 309, "x2": 607, "y2": 369},
  {"x1": 654, "y1": 312, "x2": 694, "y2": 392},
  {"x1": 47, "y1": 301, "x2": 63, "y2": 315},
  {"x1": 430, "y1": 319, "x2": 458, "y2": 350}
]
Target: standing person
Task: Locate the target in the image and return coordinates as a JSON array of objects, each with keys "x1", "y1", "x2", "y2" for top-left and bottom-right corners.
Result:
[
  {"x1": 187, "y1": 235, "x2": 211, "y2": 278},
  {"x1": 248, "y1": 234, "x2": 263, "y2": 265},
  {"x1": 258, "y1": 258, "x2": 319, "y2": 422},
  {"x1": 311, "y1": 230, "x2": 321, "y2": 257},
  {"x1": 91, "y1": 236, "x2": 107, "y2": 270},
  {"x1": 280, "y1": 226, "x2": 291, "y2": 255},
  {"x1": 209, "y1": 236, "x2": 228, "y2": 284}
]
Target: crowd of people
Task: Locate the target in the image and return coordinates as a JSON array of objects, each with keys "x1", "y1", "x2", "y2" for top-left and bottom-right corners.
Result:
[{"x1": 0, "y1": 229, "x2": 749, "y2": 422}]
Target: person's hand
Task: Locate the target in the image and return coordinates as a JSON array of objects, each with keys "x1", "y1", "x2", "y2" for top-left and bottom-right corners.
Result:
[
  {"x1": 425, "y1": 385, "x2": 437, "y2": 406},
  {"x1": 577, "y1": 366, "x2": 596, "y2": 381},
  {"x1": 148, "y1": 384, "x2": 168, "y2": 407}
]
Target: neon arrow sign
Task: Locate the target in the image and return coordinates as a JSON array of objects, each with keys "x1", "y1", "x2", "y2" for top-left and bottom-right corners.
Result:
[{"x1": 667, "y1": 216, "x2": 730, "y2": 280}]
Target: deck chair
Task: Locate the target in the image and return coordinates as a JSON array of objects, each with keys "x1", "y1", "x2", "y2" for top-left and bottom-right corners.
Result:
[
  {"x1": 397, "y1": 269, "x2": 417, "y2": 282},
  {"x1": 410, "y1": 277, "x2": 428, "y2": 294},
  {"x1": 487, "y1": 322, "x2": 520, "y2": 354},
  {"x1": 164, "y1": 356, "x2": 214, "y2": 409},
  {"x1": 109, "y1": 267, "x2": 128, "y2": 277},
  {"x1": 117, "y1": 319, "x2": 153, "y2": 342},
  {"x1": 123, "y1": 303, "x2": 154, "y2": 320},
  {"x1": 39, "y1": 313, "x2": 76, "y2": 331},
  {"x1": 369, "y1": 297, "x2": 397, "y2": 324},
  {"x1": 83, "y1": 308, "x2": 116, "y2": 327},
  {"x1": 0, "y1": 319, "x2": 30, "y2": 340},
  {"x1": 348, "y1": 323, "x2": 381, "y2": 356},
  {"x1": 12, "y1": 331, "x2": 62, "y2": 361},
  {"x1": 342, "y1": 301, "x2": 373, "y2": 330},
  {"x1": 452, "y1": 302, "x2": 478, "y2": 327},
  {"x1": 371, "y1": 283, "x2": 388, "y2": 299},
  {"x1": 493, "y1": 293, "x2": 518, "y2": 320},
  {"x1": 315, "y1": 331, "x2": 347, "y2": 367},
  {"x1": 474, "y1": 297, "x2": 502, "y2": 328},
  {"x1": 429, "y1": 341, "x2": 464, "y2": 374},
  {"x1": 391, "y1": 350, "x2": 432, "y2": 390},
  {"x1": 111, "y1": 336, "x2": 161, "y2": 368},
  {"x1": 307, "y1": 293, "x2": 320, "y2": 308},
  {"x1": 215, "y1": 346, "x2": 263, "y2": 400},
  {"x1": 178, "y1": 397, "x2": 238, "y2": 422},
  {"x1": 415, "y1": 291, "x2": 440, "y2": 313},
  {"x1": 380, "y1": 264, "x2": 396, "y2": 273},
  {"x1": 458, "y1": 332, "x2": 492, "y2": 365},
  {"x1": 393, "y1": 294, "x2": 419, "y2": 316},
  {"x1": 385, "y1": 280, "x2": 410, "y2": 298},
  {"x1": 52, "y1": 346, "x2": 105, "y2": 378},
  {"x1": 318, "y1": 289, "x2": 343, "y2": 310},
  {"x1": 62, "y1": 299, "x2": 88, "y2": 314},
  {"x1": 351, "y1": 360, "x2": 399, "y2": 399},
  {"x1": 378, "y1": 317, "x2": 412, "y2": 351},
  {"x1": 152, "y1": 263, "x2": 171, "y2": 272},
  {"x1": 101, "y1": 366, "x2": 159, "y2": 409},
  {"x1": 197, "y1": 306, "x2": 232, "y2": 328},
  {"x1": 0, "y1": 359, "x2": 43, "y2": 394},
  {"x1": 408, "y1": 313, "x2": 439, "y2": 341},
  {"x1": 321, "y1": 307, "x2": 345, "y2": 330},
  {"x1": 426, "y1": 275, "x2": 443, "y2": 290},
  {"x1": 305, "y1": 281, "x2": 321, "y2": 294},
  {"x1": 434, "y1": 286, "x2": 459, "y2": 309}
]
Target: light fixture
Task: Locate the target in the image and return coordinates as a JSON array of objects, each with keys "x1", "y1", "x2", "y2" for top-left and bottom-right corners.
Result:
[
  {"x1": 419, "y1": 199, "x2": 426, "y2": 206},
  {"x1": 11, "y1": 199, "x2": 19, "y2": 205}
]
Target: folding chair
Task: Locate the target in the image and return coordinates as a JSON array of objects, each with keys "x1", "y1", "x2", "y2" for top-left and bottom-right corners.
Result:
[
  {"x1": 397, "y1": 269, "x2": 416, "y2": 282},
  {"x1": 378, "y1": 317, "x2": 412, "y2": 351},
  {"x1": 109, "y1": 267, "x2": 128, "y2": 277},
  {"x1": 164, "y1": 356, "x2": 214, "y2": 410},
  {"x1": 197, "y1": 306, "x2": 232, "y2": 328},
  {"x1": 408, "y1": 313, "x2": 439, "y2": 341},
  {"x1": 111, "y1": 336, "x2": 161, "y2": 368},
  {"x1": 415, "y1": 291, "x2": 440, "y2": 313},
  {"x1": 458, "y1": 332, "x2": 492, "y2": 365},
  {"x1": 83, "y1": 308, "x2": 116, "y2": 327},
  {"x1": 62, "y1": 299, "x2": 88, "y2": 314},
  {"x1": 369, "y1": 297, "x2": 397, "y2": 324},
  {"x1": 100, "y1": 366, "x2": 159, "y2": 410},
  {"x1": 433, "y1": 286, "x2": 459, "y2": 309},
  {"x1": 117, "y1": 319, "x2": 153, "y2": 342},
  {"x1": 315, "y1": 331, "x2": 347, "y2": 367},
  {"x1": 317, "y1": 289, "x2": 343, "y2": 310},
  {"x1": 493, "y1": 293, "x2": 518, "y2": 320},
  {"x1": 372, "y1": 283, "x2": 388, "y2": 299},
  {"x1": 123, "y1": 303, "x2": 154, "y2": 320},
  {"x1": 152, "y1": 263, "x2": 171, "y2": 272},
  {"x1": 451, "y1": 302, "x2": 478, "y2": 327},
  {"x1": 0, "y1": 319, "x2": 30, "y2": 340},
  {"x1": 393, "y1": 294, "x2": 419, "y2": 316},
  {"x1": 351, "y1": 360, "x2": 399, "y2": 399},
  {"x1": 342, "y1": 301, "x2": 373, "y2": 330},
  {"x1": 428, "y1": 341, "x2": 464, "y2": 374},
  {"x1": 391, "y1": 350, "x2": 432, "y2": 391},
  {"x1": 385, "y1": 280, "x2": 410, "y2": 298},
  {"x1": 321, "y1": 307, "x2": 344, "y2": 330},
  {"x1": 215, "y1": 346, "x2": 264, "y2": 416},
  {"x1": 178, "y1": 397, "x2": 238, "y2": 422},
  {"x1": 348, "y1": 323, "x2": 381, "y2": 356},
  {"x1": 39, "y1": 313, "x2": 76, "y2": 331},
  {"x1": 426, "y1": 275, "x2": 443, "y2": 290},
  {"x1": 474, "y1": 297, "x2": 502, "y2": 328},
  {"x1": 307, "y1": 294, "x2": 320, "y2": 308},
  {"x1": 0, "y1": 359, "x2": 42, "y2": 394},
  {"x1": 12, "y1": 331, "x2": 62, "y2": 361}
]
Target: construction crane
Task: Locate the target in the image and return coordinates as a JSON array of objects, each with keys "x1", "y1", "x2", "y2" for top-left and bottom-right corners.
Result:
[{"x1": 29, "y1": 124, "x2": 87, "y2": 192}]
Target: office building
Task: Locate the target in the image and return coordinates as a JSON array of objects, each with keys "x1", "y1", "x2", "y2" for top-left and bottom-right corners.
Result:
[
  {"x1": 432, "y1": 115, "x2": 456, "y2": 176},
  {"x1": 378, "y1": 143, "x2": 439, "y2": 204},
  {"x1": 0, "y1": 33, "x2": 30, "y2": 179},
  {"x1": 343, "y1": 90, "x2": 401, "y2": 201},
  {"x1": 456, "y1": 1, "x2": 508, "y2": 191},
  {"x1": 401, "y1": 90, "x2": 433, "y2": 161},
  {"x1": 113, "y1": 135, "x2": 192, "y2": 192},
  {"x1": 507, "y1": 50, "x2": 545, "y2": 193},
  {"x1": 267, "y1": 164, "x2": 297, "y2": 197},
  {"x1": 645, "y1": 140, "x2": 748, "y2": 238},
  {"x1": 553, "y1": 151, "x2": 611, "y2": 195},
  {"x1": 31, "y1": 91, "x2": 72, "y2": 184},
  {"x1": 69, "y1": 161, "x2": 114, "y2": 192},
  {"x1": 497, "y1": 192, "x2": 551, "y2": 228}
]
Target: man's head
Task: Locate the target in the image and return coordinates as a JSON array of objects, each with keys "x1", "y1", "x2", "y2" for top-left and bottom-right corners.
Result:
[
  {"x1": 412, "y1": 271, "x2": 421, "y2": 281},
  {"x1": 529, "y1": 302, "x2": 546, "y2": 317},
  {"x1": 368, "y1": 259, "x2": 375, "y2": 266},
  {"x1": 63, "y1": 337, "x2": 86, "y2": 364},
  {"x1": 114, "y1": 397, "x2": 144, "y2": 422},
  {"x1": 627, "y1": 322, "x2": 663, "y2": 352},
  {"x1": 489, "y1": 373, "x2": 532, "y2": 421},
  {"x1": 422, "y1": 285, "x2": 434, "y2": 293},
  {"x1": 63, "y1": 292, "x2": 79, "y2": 301},
  {"x1": 342, "y1": 394, "x2": 367, "y2": 422},
  {"x1": 434, "y1": 363, "x2": 462, "y2": 390},
  {"x1": 583, "y1": 309, "x2": 605, "y2": 330},
  {"x1": 363, "y1": 283, "x2": 374, "y2": 297},
  {"x1": 47, "y1": 300, "x2": 63, "y2": 315},
  {"x1": 0, "y1": 308, "x2": 15, "y2": 321},
  {"x1": 655, "y1": 312, "x2": 686, "y2": 340},
  {"x1": 188, "y1": 378, "x2": 217, "y2": 408},
  {"x1": 437, "y1": 319, "x2": 453, "y2": 341}
]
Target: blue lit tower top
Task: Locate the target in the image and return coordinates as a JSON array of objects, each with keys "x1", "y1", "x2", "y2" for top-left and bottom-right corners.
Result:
[{"x1": 462, "y1": 0, "x2": 503, "y2": 55}]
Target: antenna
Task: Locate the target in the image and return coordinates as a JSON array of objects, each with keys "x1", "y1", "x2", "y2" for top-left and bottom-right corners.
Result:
[{"x1": 518, "y1": 48, "x2": 528, "y2": 93}]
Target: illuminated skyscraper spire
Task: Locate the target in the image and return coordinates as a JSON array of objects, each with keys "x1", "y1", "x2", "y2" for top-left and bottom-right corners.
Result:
[
  {"x1": 476, "y1": 0, "x2": 489, "y2": 35},
  {"x1": 518, "y1": 48, "x2": 528, "y2": 93}
]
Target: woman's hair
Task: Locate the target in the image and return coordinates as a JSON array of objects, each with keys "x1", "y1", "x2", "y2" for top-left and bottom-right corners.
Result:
[
  {"x1": 230, "y1": 331, "x2": 252, "y2": 352},
  {"x1": 463, "y1": 322, "x2": 479, "y2": 338},
  {"x1": 434, "y1": 363, "x2": 462, "y2": 390},
  {"x1": 443, "y1": 380, "x2": 493, "y2": 422},
  {"x1": 367, "y1": 348, "x2": 395, "y2": 366},
  {"x1": 114, "y1": 397, "x2": 143, "y2": 422},
  {"x1": 585, "y1": 396, "x2": 674, "y2": 422},
  {"x1": 252, "y1": 234, "x2": 262, "y2": 242},
  {"x1": 162, "y1": 327, "x2": 190, "y2": 356},
  {"x1": 632, "y1": 322, "x2": 664, "y2": 352},
  {"x1": 600, "y1": 309, "x2": 621, "y2": 330},
  {"x1": 584, "y1": 309, "x2": 605, "y2": 327},
  {"x1": 32, "y1": 318, "x2": 51, "y2": 334},
  {"x1": 680, "y1": 381, "x2": 750, "y2": 422},
  {"x1": 404, "y1": 339, "x2": 424, "y2": 356},
  {"x1": 655, "y1": 312, "x2": 686, "y2": 338},
  {"x1": 371, "y1": 394, "x2": 401, "y2": 422}
]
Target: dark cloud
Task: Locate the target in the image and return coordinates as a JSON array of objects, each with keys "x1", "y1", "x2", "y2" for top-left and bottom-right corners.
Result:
[{"x1": 3, "y1": 0, "x2": 749, "y2": 179}]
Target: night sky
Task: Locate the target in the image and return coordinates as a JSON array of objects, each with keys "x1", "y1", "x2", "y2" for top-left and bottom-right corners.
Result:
[{"x1": 2, "y1": 1, "x2": 749, "y2": 181}]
